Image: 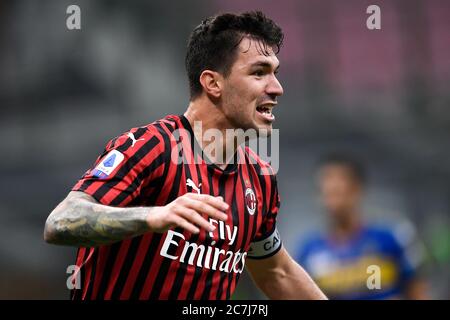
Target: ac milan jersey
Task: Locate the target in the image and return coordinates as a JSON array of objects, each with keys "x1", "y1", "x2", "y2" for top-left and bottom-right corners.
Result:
[{"x1": 70, "y1": 114, "x2": 281, "y2": 300}]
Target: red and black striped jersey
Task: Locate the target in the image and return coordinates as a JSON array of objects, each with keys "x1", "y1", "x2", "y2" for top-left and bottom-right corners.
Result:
[{"x1": 70, "y1": 114, "x2": 281, "y2": 300}]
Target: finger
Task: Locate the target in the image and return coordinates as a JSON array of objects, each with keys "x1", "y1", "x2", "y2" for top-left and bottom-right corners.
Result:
[
  {"x1": 178, "y1": 208, "x2": 215, "y2": 232},
  {"x1": 184, "y1": 198, "x2": 228, "y2": 221},
  {"x1": 170, "y1": 215, "x2": 200, "y2": 234},
  {"x1": 186, "y1": 193, "x2": 229, "y2": 212}
]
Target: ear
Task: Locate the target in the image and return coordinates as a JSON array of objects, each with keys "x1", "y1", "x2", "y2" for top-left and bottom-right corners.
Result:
[{"x1": 199, "y1": 70, "x2": 222, "y2": 98}]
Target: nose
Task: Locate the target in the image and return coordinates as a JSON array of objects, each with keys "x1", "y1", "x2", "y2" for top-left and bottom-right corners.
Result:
[{"x1": 266, "y1": 74, "x2": 284, "y2": 97}]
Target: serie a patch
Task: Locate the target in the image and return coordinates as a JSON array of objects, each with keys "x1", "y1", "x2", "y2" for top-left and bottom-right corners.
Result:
[{"x1": 92, "y1": 150, "x2": 125, "y2": 179}]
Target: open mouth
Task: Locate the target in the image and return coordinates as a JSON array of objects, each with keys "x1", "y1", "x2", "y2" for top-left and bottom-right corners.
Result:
[{"x1": 256, "y1": 105, "x2": 275, "y2": 122}]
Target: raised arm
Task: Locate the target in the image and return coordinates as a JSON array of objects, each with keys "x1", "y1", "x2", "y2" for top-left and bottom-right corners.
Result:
[{"x1": 44, "y1": 191, "x2": 228, "y2": 247}]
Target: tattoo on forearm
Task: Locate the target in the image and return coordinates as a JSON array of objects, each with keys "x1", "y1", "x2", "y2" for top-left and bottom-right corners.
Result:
[{"x1": 46, "y1": 193, "x2": 151, "y2": 247}]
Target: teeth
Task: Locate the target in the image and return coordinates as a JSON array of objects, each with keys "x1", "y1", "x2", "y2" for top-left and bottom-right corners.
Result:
[{"x1": 257, "y1": 106, "x2": 272, "y2": 115}]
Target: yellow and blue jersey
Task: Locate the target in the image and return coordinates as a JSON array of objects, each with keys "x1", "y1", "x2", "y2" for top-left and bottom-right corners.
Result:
[{"x1": 296, "y1": 225, "x2": 417, "y2": 299}]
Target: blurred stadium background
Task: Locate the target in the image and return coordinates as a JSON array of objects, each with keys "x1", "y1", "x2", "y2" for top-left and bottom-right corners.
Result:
[{"x1": 0, "y1": 0, "x2": 448, "y2": 299}]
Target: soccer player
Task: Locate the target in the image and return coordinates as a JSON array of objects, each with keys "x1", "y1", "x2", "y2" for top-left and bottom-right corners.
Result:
[
  {"x1": 295, "y1": 154, "x2": 428, "y2": 299},
  {"x1": 44, "y1": 11, "x2": 326, "y2": 300}
]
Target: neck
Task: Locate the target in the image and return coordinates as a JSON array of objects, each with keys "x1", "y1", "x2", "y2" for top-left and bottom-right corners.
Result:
[
  {"x1": 329, "y1": 210, "x2": 362, "y2": 241},
  {"x1": 184, "y1": 98, "x2": 239, "y2": 169}
]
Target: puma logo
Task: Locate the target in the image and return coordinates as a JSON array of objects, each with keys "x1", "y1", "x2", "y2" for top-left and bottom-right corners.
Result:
[
  {"x1": 186, "y1": 178, "x2": 201, "y2": 194},
  {"x1": 127, "y1": 132, "x2": 145, "y2": 147}
]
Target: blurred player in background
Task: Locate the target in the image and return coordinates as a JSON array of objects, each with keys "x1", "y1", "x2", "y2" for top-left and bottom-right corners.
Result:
[
  {"x1": 295, "y1": 153, "x2": 428, "y2": 299},
  {"x1": 44, "y1": 11, "x2": 326, "y2": 300}
]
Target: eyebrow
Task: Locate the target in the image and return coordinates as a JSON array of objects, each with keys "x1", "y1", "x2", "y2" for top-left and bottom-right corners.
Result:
[{"x1": 250, "y1": 61, "x2": 280, "y2": 72}]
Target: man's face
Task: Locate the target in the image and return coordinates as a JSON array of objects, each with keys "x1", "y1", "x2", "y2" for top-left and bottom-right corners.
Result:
[
  {"x1": 318, "y1": 164, "x2": 363, "y2": 218},
  {"x1": 219, "y1": 37, "x2": 284, "y2": 135}
]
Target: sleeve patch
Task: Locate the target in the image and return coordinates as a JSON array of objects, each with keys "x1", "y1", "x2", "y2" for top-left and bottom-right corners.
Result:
[{"x1": 92, "y1": 150, "x2": 125, "y2": 179}]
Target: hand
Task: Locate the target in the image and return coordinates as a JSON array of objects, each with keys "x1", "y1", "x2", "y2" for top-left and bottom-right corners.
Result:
[{"x1": 146, "y1": 193, "x2": 229, "y2": 234}]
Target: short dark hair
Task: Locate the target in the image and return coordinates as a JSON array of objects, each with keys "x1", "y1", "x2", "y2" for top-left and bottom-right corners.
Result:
[
  {"x1": 318, "y1": 153, "x2": 367, "y2": 185},
  {"x1": 185, "y1": 11, "x2": 284, "y2": 99}
]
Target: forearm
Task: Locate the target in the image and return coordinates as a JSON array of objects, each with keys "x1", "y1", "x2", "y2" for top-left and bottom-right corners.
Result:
[
  {"x1": 44, "y1": 192, "x2": 152, "y2": 247},
  {"x1": 405, "y1": 278, "x2": 429, "y2": 300},
  {"x1": 247, "y1": 248, "x2": 327, "y2": 300},
  {"x1": 260, "y1": 261, "x2": 327, "y2": 300}
]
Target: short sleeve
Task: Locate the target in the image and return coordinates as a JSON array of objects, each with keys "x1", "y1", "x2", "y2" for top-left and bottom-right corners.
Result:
[
  {"x1": 247, "y1": 176, "x2": 282, "y2": 259},
  {"x1": 72, "y1": 127, "x2": 165, "y2": 206},
  {"x1": 390, "y1": 223, "x2": 425, "y2": 285}
]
